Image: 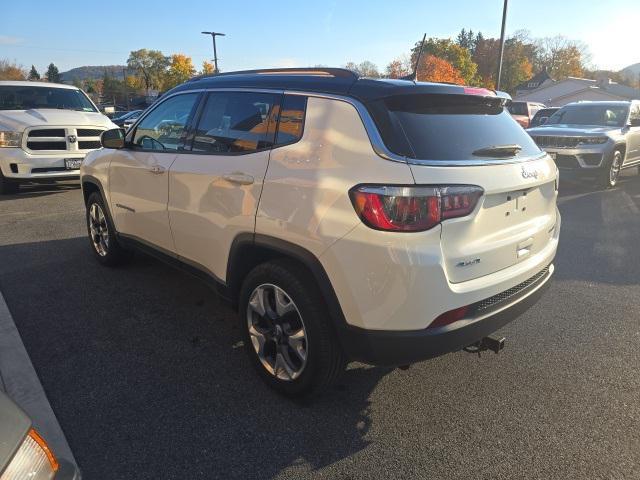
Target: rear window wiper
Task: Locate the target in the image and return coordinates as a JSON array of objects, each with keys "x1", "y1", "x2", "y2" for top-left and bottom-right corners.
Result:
[{"x1": 472, "y1": 144, "x2": 522, "y2": 157}]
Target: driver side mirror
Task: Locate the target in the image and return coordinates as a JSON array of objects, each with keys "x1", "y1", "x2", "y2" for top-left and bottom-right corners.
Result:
[{"x1": 101, "y1": 128, "x2": 126, "y2": 149}]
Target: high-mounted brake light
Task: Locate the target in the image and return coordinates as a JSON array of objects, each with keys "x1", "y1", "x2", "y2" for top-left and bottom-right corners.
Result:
[
  {"x1": 349, "y1": 185, "x2": 483, "y2": 232},
  {"x1": 463, "y1": 87, "x2": 496, "y2": 97}
]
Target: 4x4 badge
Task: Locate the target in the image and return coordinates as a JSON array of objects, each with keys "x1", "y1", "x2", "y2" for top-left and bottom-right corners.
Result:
[{"x1": 521, "y1": 166, "x2": 538, "y2": 179}]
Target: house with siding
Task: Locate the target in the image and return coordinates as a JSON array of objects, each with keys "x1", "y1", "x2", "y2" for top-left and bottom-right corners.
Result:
[{"x1": 514, "y1": 73, "x2": 640, "y2": 107}]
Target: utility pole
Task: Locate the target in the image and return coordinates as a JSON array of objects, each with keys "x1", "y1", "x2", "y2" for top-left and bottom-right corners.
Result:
[
  {"x1": 495, "y1": 0, "x2": 509, "y2": 90},
  {"x1": 123, "y1": 67, "x2": 130, "y2": 110},
  {"x1": 201, "y1": 31, "x2": 226, "y2": 74}
]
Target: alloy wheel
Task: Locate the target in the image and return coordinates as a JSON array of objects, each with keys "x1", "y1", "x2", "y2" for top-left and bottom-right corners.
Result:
[
  {"x1": 246, "y1": 284, "x2": 308, "y2": 381},
  {"x1": 610, "y1": 152, "x2": 622, "y2": 185},
  {"x1": 89, "y1": 203, "x2": 110, "y2": 257}
]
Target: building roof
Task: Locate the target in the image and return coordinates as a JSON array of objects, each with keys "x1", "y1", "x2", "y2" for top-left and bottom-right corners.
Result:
[
  {"x1": 168, "y1": 67, "x2": 508, "y2": 102},
  {"x1": 515, "y1": 68, "x2": 554, "y2": 93}
]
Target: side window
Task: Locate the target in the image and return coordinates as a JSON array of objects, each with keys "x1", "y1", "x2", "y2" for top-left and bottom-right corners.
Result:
[
  {"x1": 275, "y1": 95, "x2": 306, "y2": 146},
  {"x1": 630, "y1": 104, "x2": 640, "y2": 122},
  {"x1": 192, "y1": 92, "x2": 279, "y2": 154},
  {"x1": 133, "y1": 93, "x2": 199, "y2": 151}
]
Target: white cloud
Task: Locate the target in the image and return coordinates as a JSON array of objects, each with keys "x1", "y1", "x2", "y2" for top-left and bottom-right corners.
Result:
[{"x1": 0, "y1": 35, "x2": 23, "y2": 45}]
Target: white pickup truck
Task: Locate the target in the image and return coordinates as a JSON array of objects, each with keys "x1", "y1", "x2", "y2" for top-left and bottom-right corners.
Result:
[{"x1": 0, "y1": 80, "x2": 116, "y2": 194}]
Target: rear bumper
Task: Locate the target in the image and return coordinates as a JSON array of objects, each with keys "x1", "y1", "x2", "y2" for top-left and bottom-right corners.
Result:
[{"x1": 341, "y1": 263, "x2": 553, "y2": 366}]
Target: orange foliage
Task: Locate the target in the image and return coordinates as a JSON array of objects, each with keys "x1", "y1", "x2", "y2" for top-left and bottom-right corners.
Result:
[{"x1": 416, "y1": 55, "x2": 465, "y2": 85}]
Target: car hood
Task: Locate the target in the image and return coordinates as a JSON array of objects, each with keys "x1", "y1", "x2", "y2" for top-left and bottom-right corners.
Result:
[
  {"x1": 0, "y1": 109, "x2": 116, "y2": 132},
  {"x1": 527, "y1": 124, "x2": 619, "y2": 136}
]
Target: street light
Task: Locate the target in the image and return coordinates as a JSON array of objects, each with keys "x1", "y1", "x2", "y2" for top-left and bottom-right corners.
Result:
[
  {"x1": 495, "y1": 0, "x2": 509, "y2": 91},
  {"x1": 201, "y1": 31, "x2": 226, "y2": 74}
]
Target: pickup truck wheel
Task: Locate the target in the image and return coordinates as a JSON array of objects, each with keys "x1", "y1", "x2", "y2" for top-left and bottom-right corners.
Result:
[
  {"x1": 599, "y1": 150, "x2": 622, "y2": 188},
  {"x1": 0, "y1": 170, "x2": 19, "y2": 195},
  {"x1": 240, "y1": 259, "x2": 346, "y2": 397},
  {"x1": 85, "y1": 192, "x2": 131, "y2": 266}
]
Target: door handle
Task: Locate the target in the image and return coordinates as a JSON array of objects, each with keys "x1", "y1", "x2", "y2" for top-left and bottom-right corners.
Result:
[
  {"x1": 222, "y1": 173, "x2": 254, "y2": 185},
  {"x1": 149, "y1": 165, "x2": 166, "y2": 175}
]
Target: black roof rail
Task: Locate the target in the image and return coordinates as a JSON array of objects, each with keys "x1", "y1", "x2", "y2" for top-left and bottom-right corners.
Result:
[{"x1": 189, "y1": 67, "x2": 359, "y2": 83}]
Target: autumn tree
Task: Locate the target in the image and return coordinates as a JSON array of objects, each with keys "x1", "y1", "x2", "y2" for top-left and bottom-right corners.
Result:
[
  {"x1": 164, "y1": 54, "x2": 196, "y2": 89},
  {"x1": 201, "y1": 60, "x2": 215, "y2": 75},
  {"x1": 28, "y1": 65, "x2": 40, "y2": 80},
  {"x1": 469, "y1": 30, "x2": 539, "y2": 92},
  {"x1": 411, "y1": 37, "x2": 477, "y2": 84},
  {"x1": 344, "y1": 60, "x2": 381, "y2": 78},
  {"x1": 0, "y1": 60, "x2": 26, "y2": 80},
  {"x1": 385, "y1": 57, "x2": 412, "y2": 79},
  {"x1": 535, "y1": 35, "x2": 588, "y2": 79},
  {"x1": 127, "y1": 49, "x2": 170, "y2": 93},
  {"x1": 416, "y1": 55, "x2": 465, "y2": 84},
  {"x1": 45, "y1": 63, "x2": 61, "y2": 83}
]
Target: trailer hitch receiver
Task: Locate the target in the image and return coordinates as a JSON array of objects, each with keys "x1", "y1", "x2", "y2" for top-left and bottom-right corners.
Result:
[{"x1": 463, "y1": 335, "x2": 505, "y2": 356}]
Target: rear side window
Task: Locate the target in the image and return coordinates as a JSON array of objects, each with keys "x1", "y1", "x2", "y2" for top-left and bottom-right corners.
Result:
[
  {"x1": 369, "y1": 94, "x2": 541, "y2": 161},
  {"x1": 275, "y1": 95, "x2": 306, "y2": 146},
  {"x1": 192, "y1": 92, "x2": 279, "y2": 154}
]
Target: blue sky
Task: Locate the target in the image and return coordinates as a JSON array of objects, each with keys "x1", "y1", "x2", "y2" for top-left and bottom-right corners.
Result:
[{"x1": 1, "y1": 0, "x2": 638, "y2": 74}]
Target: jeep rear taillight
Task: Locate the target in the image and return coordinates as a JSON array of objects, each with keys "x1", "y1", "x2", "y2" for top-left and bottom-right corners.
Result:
[{"x1": 349, "y1": 185, "x2": 483, "y2": 232}]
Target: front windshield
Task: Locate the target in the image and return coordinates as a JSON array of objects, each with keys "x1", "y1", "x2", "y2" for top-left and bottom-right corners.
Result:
[
  {"x1": 547, "y1": 104, "x2": 629, "y2": 127},
  {"x1": 0, "y1": 85, "x2": 97, "y2": 112}
]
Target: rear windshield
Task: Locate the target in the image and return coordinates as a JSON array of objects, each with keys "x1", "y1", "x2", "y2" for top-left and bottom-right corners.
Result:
[
  {"x1": 369, "y1": 94, "x2": 541, "y2": 161},
  {"x1": 546, "y1": 104, "x2": 629, "y2": 127},
  {"x1": 0, "y1": 85, "x2": 97, "y2": 112}
]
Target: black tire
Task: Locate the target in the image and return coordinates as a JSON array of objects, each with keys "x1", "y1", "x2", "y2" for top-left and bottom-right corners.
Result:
[
  {"x1": 239, "y1": 259, "x2": 346, "y2": 397},
  {"x1": 85, "y1": 192, "x2": 131, "y2": 266},
  {"x1": 0, "y1": 169, "x2": 19, "y2": 195},
  {"x1": 598, "y1": 149, "x2": 623, "y2": 189}
]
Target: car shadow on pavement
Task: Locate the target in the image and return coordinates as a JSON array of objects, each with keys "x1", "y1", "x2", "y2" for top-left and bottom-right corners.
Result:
[
  {"x1": 0, "y1": 182, "x2": 80, "y2": 202},
  {"x1": 555, "y1": 174, "x2": 640, "y2": 286},
  {"x1": 0, "y1": 235, "x2": 390, "y2": 480}
]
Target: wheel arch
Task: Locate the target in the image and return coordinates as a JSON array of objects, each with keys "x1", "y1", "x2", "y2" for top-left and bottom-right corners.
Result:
[
  {"x1": 81, "y1": 175, "x2": 117, "y2": 232},
  {"x1": 227, "y1": 234, "x2": 349, "y2": 336}
]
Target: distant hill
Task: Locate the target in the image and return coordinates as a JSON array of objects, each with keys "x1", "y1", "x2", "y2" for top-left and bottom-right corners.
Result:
[
  {"x1": 621, "y1": 63, "x2": 640, "y2": 82},
  {"x1": 61, "y1": 65, "x2": 127, "y2": 83}
]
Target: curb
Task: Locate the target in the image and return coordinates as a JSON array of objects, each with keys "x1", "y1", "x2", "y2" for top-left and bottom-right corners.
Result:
[{"x1": 0, "y1": 289, "x2": 77, "y2": 468}]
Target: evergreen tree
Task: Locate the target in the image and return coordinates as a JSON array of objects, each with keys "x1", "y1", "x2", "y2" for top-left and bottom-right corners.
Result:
[
  {"x1": 28, "y1": 65, "x2": 40, "y2": 80},
  {"x1": 45, "y1": 63, "x2": 61, "y2": 83}
]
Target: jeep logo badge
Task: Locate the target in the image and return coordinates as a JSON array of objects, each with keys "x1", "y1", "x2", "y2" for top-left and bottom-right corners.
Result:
[
  {"x1": 521, "y1": 166, "x2": 538, "y2": 179},
  {"x1": 68, "y1": 135, "x2": 77, "y2": 143}
]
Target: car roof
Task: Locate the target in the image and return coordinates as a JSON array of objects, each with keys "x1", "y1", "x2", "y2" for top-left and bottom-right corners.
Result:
[
  {"x1": 0, "y1": 80, "x2": 78, "y2": 90},
  {"x1": 564, "y1": 100, "x2": 631, "y2": 107},
  {"x1": 167, "y1": 68, "x2": 510, "y2": 102}
]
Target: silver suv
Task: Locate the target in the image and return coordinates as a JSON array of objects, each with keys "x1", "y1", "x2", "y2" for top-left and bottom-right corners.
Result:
[{"x1": 528, "y1": 101, "x2": 640, "y2": 188}]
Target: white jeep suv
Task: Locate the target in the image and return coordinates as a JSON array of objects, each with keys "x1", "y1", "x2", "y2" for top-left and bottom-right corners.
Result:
[
  {"x1": 0, "y1": 81, "x2": 116, "y2": 194},
  {"x1": 80, "y1": 68, "x2": 560, "y2": 396}
]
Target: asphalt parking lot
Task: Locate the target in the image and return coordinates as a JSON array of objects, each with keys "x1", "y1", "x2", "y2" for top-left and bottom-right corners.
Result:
[{"x1": 1, "y1": 174, "x2": 639, "y2": 480}]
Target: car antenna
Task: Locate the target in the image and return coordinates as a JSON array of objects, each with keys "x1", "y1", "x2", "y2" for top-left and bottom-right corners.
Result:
[{"x1": 401, "y1": 33, "x2": 426, "y2": 82}]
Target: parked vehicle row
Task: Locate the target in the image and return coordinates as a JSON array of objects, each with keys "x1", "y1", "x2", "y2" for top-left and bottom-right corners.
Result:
[
  {"x1": 508, "y1": 101, "x2": 547, "y2": 128},
  {"x1": 80, "y1": 68, "x2": 560, "y2": 396}
]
